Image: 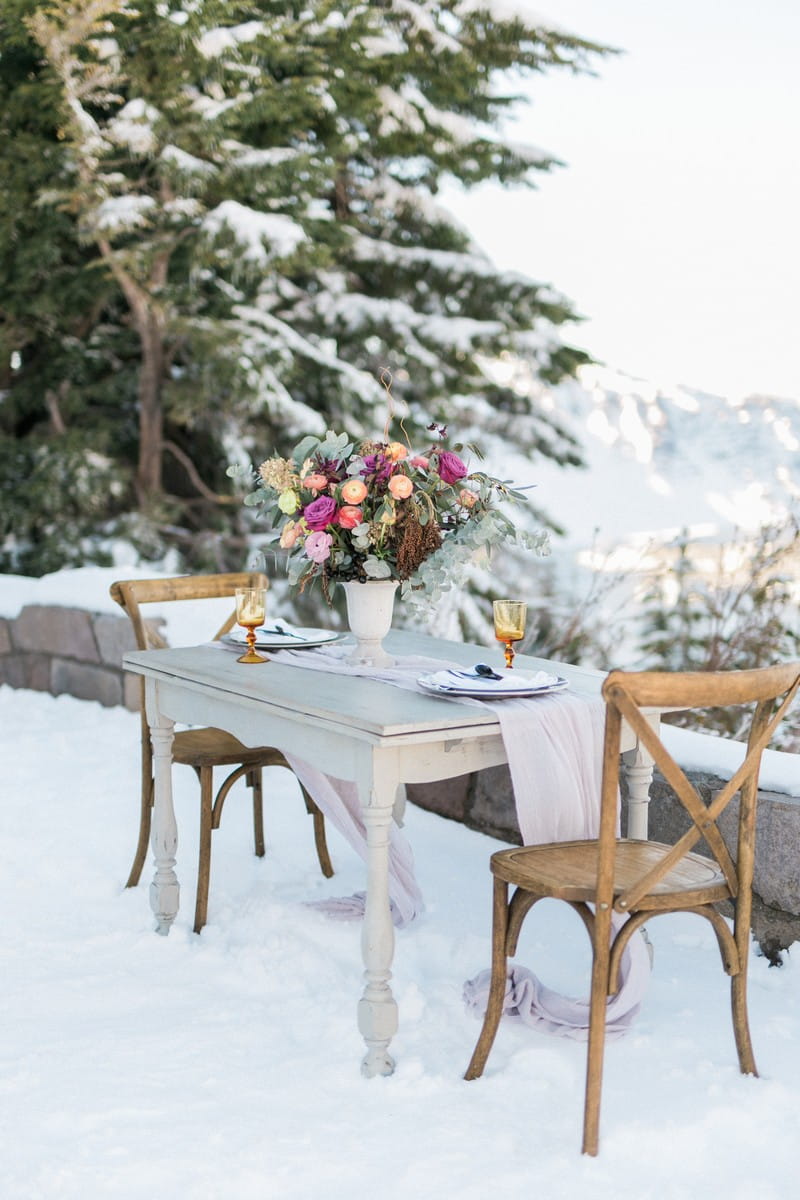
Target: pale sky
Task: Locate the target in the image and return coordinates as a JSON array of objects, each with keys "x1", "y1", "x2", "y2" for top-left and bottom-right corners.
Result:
[{"x1": 445, "y1": 0, "x2": 800, "y2": 403}]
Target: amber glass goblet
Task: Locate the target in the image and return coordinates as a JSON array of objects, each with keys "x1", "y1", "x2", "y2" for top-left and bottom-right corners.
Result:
[
  {"x1": 493, "y1": 600, "x2": 527, "y2": 669},
  {"x1": 235, "y1": 587, "x2": 268, "y2": 663}
]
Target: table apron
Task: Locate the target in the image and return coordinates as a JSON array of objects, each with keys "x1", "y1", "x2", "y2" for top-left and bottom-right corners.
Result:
[
  {"x1": 146, "y1": 675, "x2": 643, "y2": 787},
  {"x1": 146, "y1": 676, "x2": 510, "y2": 786}
]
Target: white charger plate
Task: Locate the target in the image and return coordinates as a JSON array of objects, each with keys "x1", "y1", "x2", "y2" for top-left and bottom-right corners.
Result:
[
  {"x1": 417, "y1": 670, "x2": 569, "y2": 699},
  {"x1": 222, "y1": 624, "x2": 344, "y2": 650}
]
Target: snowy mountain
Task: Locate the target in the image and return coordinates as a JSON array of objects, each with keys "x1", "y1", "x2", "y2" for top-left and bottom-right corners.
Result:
[{"x1": 533, "y1": 365, "x2": 800, "y2": 553}]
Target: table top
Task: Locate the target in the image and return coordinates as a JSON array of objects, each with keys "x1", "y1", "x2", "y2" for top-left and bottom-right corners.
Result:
[{"x1": 123, "y1": 628, "x2": 606, "y2": 747}]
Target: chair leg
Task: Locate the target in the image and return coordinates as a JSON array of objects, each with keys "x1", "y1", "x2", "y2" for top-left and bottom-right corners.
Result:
[
  {"x1": 731, "y1": 969, "x2": 757, "y2": 1076},
  {"x1": 465, "y1": 877, "x2": 509, "y2": 1080},
  {"x1": 302, "y1": 786, "x2": 334, "y2": 879},
  {"x1": 248, "y1": 769, "x2": 265, "y2": 858},
  {"x1": 731, "y1": 891, "x2": 758, "y2": 1076},
  {"x1": 194, "y1": 767, "x2": 214, "y2": 934},
  {"x1": 126, "y1": 777, "x2": 153, "y2": 888},
  {"x1": 582, "y1": 917, "x2": 612, "y2": 1156}
]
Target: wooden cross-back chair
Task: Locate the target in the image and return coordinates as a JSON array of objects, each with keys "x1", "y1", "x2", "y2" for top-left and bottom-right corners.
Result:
[
  {"x1": 465, "y1": 662, "x2": 800, "y2": 1156},
  {"x1": 111, "y1": 572, "x2": 333, "y2": 933}
]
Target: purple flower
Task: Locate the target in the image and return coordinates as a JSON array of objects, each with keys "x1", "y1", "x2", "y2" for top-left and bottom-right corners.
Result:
[
  {"x1": 437, "y1": 450, "x2": 468, "y2": 485},
  {"x1": 361, "y1": 453, "x2": 395, "y2": 482},
  {"x1": 303, "y1": 494, "x2": 338, "y2": 530},
  {"x1": 304, "y1": 531, "x2": 333, "y2": 563}
]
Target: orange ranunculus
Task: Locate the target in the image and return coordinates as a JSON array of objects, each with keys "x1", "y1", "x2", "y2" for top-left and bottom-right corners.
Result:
[
  {"x1": 388, "y1": 474, "x2": 413, "y2": 500},
  {"x1": 386, "y1": 441, "x2": 408, "y2": 462},
  {"x1": 303, "y1": 472, "x2": 329, "y2": 493},
  {"x1": 337, "y1": 505, "x2": 364, "y2": 529},
  {"x1": 341, "y1": 478, "x2": 368, "y2": 504}
]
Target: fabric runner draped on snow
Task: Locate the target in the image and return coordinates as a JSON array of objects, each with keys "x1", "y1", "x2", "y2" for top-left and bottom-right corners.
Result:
[
  {"x1": 242, "y1": 641, "x2": 650, "y2": 1038},
  {"x1": 461, "y1": 691, "x2": 651, "y2": 1040}
]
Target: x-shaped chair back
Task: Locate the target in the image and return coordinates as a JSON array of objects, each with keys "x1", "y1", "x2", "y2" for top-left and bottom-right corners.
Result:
[
  {"x1": 598, "y1": 664, "x2": 800, "y2": 919},
  {"x1": 110, "y1": 570, "x2": 265, "y2": 654}
]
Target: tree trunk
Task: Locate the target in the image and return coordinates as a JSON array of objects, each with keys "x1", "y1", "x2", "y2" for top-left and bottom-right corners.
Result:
[
  {"x1": 98, "y1": 238, "x2": 167, "y2": 504},
  {"x1": 333, "y1": 167, "x2": 350, "y2": 219},
  {"x1": 137, "y1": 314, "x2": 165, "y2": 501}
]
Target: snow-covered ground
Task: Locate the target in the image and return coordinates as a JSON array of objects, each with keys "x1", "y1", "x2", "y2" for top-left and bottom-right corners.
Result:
[{"x1": 2, "y1": 566, "x2": 800, "y2": 1197}]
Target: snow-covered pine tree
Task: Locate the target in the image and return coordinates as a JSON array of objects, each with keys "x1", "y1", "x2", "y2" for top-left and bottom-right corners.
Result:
[
  {"x1": 5, "y1": 0, "x2": 610, "y2": 590},
  {"x1": 0, "y1": 1, "x2": 130, "y2": 573}
]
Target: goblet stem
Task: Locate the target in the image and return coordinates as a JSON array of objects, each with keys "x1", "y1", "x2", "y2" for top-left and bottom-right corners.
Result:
[
  {"x1": 237, "y1": 624, "x2": 268, "y2": 664},
  {"x1": 493, "y1": 601, "x2": 526, "y2": 673}
]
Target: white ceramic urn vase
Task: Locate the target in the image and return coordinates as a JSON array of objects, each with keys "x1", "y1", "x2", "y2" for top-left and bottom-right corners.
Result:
[{"x1": 341, "y1": 579, "x2": 398, "y2": 668}]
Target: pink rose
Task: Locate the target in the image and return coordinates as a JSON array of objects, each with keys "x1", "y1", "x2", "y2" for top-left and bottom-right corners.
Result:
[
  {"x1": 338, "y1": 505, "x2": 364, "y2": 529},
  {"x1": 303, "y1": 494, "x2": 338, "y2": 530},
  {"x1": 458, "y1": 488, "x2": 477, "y2": 509},
  {"x1": 409, "y1": 455, "x2": 429, "y2": 470},
  {"x1": 388, "y1": 474, "x2": 413, "y2": 500},
  {"x1": 436, "y1": 450, "x2": 467, "y2": 485},
  {"x1": 304, "y1": 531, "x2": 333, "y2": 563}
]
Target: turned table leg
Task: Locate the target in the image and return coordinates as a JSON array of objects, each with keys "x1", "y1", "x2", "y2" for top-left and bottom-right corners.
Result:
[
  {"x1": 146, "y1": 687, "x2": 179, "y2": 935},
  {"x1": 622, "y1": 714, "x2": 659, "y2": 840},
  {"x1": 357, "y1": 763, "x2": 399, "y2": 1077}
]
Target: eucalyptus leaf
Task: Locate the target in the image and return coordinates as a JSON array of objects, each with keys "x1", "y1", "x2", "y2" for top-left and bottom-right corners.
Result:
[
  {"x1": 287, "y1": 558, "x2": 306, "y2": 585},
  {"x1": 286, "y1": 438, "x2": 316, "y2": 468},
  {"x1": 318, "y1": 431, "x2": 353, "y2": 462},
  {"x1": 363, "y1": 555, "x2": 392, "y2": 579}
]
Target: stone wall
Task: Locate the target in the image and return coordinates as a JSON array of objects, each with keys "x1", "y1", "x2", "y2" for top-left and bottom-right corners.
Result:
[
  {"x1": 407, "y1": 765, "x2": 800, "y2": 959},
  {"x1": 0, "y1": 603, "x2": 143, "y2": 710}
]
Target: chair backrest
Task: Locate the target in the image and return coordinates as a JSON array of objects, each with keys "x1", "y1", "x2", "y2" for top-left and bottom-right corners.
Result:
[
  {"x1": 597, "y1": 663, "x2": 800, "y2": 913},
  {"x1": 109, "y1": 571, "x2": 269, "y2": 651}
]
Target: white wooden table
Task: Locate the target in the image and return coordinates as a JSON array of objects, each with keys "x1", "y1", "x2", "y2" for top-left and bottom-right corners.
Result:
[{"x1": 123, "y1": 629, "x2": 661, "y2": 1076}]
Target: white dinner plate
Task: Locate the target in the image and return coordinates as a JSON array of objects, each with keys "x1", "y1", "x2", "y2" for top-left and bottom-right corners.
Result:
[
  {"x1": 222, "y1": 624, "x2": 344, "y2": 650},
  {"x1": 417, "y1": 669, "x2": 569, "y2": 699}
]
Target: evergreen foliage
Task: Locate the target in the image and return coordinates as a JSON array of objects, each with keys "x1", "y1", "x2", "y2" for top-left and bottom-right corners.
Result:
[{"x1": 2, "y1": 0, "x2": 611, "y2": 584}]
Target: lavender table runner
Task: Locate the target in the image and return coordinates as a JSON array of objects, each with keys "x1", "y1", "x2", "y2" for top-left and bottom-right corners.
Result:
[{"x1": 251, "y1": 642, "x2": 651, "y2": 1037}]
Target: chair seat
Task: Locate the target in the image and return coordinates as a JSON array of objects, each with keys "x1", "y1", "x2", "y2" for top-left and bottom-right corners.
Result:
[
  {"x1": 172, "y1": 727, "x2": 289, "y2": 769},
  {"x1": 491, "y1": 838, "x2": 730, "y2": 910}
]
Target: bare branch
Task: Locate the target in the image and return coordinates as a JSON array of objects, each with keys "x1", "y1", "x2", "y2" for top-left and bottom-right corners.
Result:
[
  {"x1": 44, "y1": 381, "x2": 69, "y2": 434},
  {"x1": 161, "y1": 440, "x2": 237, "y2": 505}
]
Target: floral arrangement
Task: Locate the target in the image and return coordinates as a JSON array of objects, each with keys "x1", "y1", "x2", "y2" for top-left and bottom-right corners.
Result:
[{"x1": 240, "y1": 420, "x2": 548, "y2": 606}]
